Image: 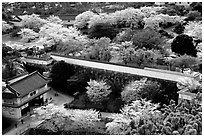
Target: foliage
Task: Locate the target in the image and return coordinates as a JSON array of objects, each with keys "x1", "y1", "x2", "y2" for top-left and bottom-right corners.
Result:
[
  {"x1": 74, "y1": 11, "x2": 96, "y2": 29},
  {"x1": 82, "y1": 37, "x2": 112, "y2": 61},
  {"x1": 132, "y1": 28, "x2": 163, "y2": 50},
  {"x1": 10, "y1": 26, "x2": 21, "y2": 37},
  {"x1": 116, "y1": 41, "x2": 135, "y2": 64},
  {"x1": 173, "y1": 22, "x2": 185, "y2": 34},
  {"x1": 171, "y1": 34, "x2": 197, "y2": 57},
  {"x1": 88, "y1": 23, "x2": 118, "y2": 40},
  {"x1": 121, "y1": 78, "x2": 163, "y2": 104},
  {"x1": 184, "y1": 21, "x2": 202, "y2": 40},
  {"x1": 176, "y1": 77, "x2": 201, "y2": 91},
  {"x1": 32, "y1": 104, "x2": 101, "y2": 133},
  {"x1": 50, "y1": 61, "x2": 74, "y2": 90},
  {"x1": 106, "y1": 97, "x2": 202, "y2": 135},
  {"x1": 86, "y1": 79, "x2": 112, "y2": 103},
  {"x1": 39, "y1": 23, "x2": 88, "y2": 53},
  {"x1": 143, "y1": 14, "x2": 184, "y2": 30},
  {"x1": 110, "y1": 7, "x2": 145, "y2": 29},
  {"x1": 169, "y1": 55, "x2": 200, "y2": 73},
  {"x1": 185, "y1": 11, "x2": 202, "y2": 21},
  {"x1": 18, "y1": 28, "x2": 39, "y2": 43},
  {"x1": 2, "y1": 21, "x2": 13, "y2": 33},
  {"x1": 190, "y1": 2, "x2": 202, "y2": 13},
  {"x1": 2, "y1": 60, "x2": 26, "y2": 79},
  {"x1": 106, "y1": 99, "x2": 161, "y2": 135},
  {"x1": 20, "y1": 14, "x2": 47, "y2": 32},
  {"x1": 46, "y1": 15, "x2": 63, "y2": 24},
  {"x1": 160, "y1": 99, "x2": 202, "y2": 135},
  {"x1": 2, "y1": 44, "x2": 12, "y2": 57}
]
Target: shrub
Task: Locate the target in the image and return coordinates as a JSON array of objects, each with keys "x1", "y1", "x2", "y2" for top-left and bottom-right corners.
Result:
[
  {"x1": 132, "y1": 28, "x2": 163, "y2": 50},
  {"x1": 86, "y1": 79, "x2": 112, "y2": 103},
  {"x1": 88, "y1": 23, "x2": 118, "y2": 40},
  {"x1": 171, "y1": 34, "x2": 197, "y2": 57}
]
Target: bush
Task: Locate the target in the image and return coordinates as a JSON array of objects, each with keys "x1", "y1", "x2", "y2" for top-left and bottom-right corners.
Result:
[
  {"x1": 171, "y1": 34, "x2": 197, "y2": 57},
  {"x1": 132, "y1": 28, "x2": 163, "y2": 50},
  {"x1": 88, "y1": 23, "x2": 118, "y2": 40}
]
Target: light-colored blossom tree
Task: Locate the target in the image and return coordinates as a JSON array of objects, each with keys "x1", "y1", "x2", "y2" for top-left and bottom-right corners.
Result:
[
  {"x1": 18, "y1": 28, "x2": 39, "y2": 43},
  {"x1": 184, "y1": 21, "x2": 202, "y2": 40},
  {"x1": 86, "y1": 79, "x2": 112, "y2": 103},
  {"x1": 32, "y1": 104, "x2": 101, "y2": 133}
]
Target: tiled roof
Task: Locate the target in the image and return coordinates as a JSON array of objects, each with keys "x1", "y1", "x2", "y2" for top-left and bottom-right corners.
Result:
[{"x1": 8, "y1": 71, "x2": 47, "y2": 97}]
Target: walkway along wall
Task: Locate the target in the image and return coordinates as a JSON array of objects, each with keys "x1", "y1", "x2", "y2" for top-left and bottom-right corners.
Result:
[{"x1": 50, "y1": 54, "x2": 194, "y2": 83}]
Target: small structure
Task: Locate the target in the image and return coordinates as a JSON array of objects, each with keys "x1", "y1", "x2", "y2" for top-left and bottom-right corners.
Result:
[
  {"x1": 62, "y1": 20, "x2": 75, "y2": 28},
  {"x1": 20, "y1": 56, "x2": 53, "y2": 66},
  {"x1": 177, "y1": 87, "x2": 201, "y2": 105},
  {"x1": 2, "y1": 71, "x2": 51, "y2": 120}
]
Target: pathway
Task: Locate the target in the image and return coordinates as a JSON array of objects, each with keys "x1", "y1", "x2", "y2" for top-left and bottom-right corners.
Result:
[{"x1": 51, "y1": 54, "x2": 194, "y2": 83}]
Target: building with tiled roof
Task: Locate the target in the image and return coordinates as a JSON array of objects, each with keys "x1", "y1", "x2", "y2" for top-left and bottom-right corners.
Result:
[{"x1": 2, "y1": 71, "x2": 50, "y2": 120}]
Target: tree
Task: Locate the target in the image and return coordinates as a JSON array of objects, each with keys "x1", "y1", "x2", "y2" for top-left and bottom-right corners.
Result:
[
  {"x1": 171, "y1": 34, "x2": 197, "y2": 57},
  {"x1": 184, "y1": 21, "x2": 202, "y2": 40},
  {"x1": 46, "y1": 15, "x2": 63, "y2": 24},
  {"x1": 121, "y1": 78, "x2": 163, "y2": 104},
  {"x1": 86, "y1": 79, "x2": 112, "y2": 103},
  {"x1": 32, "y1": 104, "x2": 101, "y2": 134},
  {"x1": 132, "y1": 28, "x2": 164, "y2": 50},
  {"x1": 74, "y1": 11, "x2": 96, "y2": 29},
  {"x1": 18, "y1": 28, "x2": 39, "y2": 43},
  {"x1": 106, "y1": 99, "x2": 161, "y2": 135},
  {"x1": 190, "y1": 2, "x2": 202, "y2": 13},
  {"x1": 88, "y1": 23, "x2": 118, "y2": 40},
  {"x1": 20, "y1": 14, "x2": 47, "y2": 32},
  {"x1": 169, "y1": 55, "x2": 200, "y2": 73},
  {"x1": 50, "y1": 61, "x2": 74, "y2": 90}
]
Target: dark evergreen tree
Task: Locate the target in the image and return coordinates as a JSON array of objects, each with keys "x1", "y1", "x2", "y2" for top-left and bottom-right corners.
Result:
[
  {"x1": 50, "y1": 61, "x2": 74, "y2": 90},
  {"x1": 171, "y1": 34, "x2": 197, "y2": 57},
  {"x1": 88, "y1": 23, "x2": 118, "y2": 40}
]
